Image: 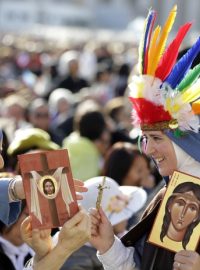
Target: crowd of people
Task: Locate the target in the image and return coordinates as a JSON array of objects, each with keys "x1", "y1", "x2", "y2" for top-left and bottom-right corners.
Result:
[{"x1": 0, "y1": 4, "x2": 200, "y2": 270}]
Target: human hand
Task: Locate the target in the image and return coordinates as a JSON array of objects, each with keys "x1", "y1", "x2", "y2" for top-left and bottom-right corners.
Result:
[
  {"x1": 20, "y1": 216, "x2": 53, "y2": 260},
  {"x1": 89, "y1": 207, "x2": 114, "y2": 254},
  {"x1": 74, "y1": 179, "x2": 88, "y2": 200},
  {"x1": 173, "y1": 250, "x2": 200, "y2": 270},
  {"x1": 57, "y1": 205, "x2": 90, "y2": 254}
]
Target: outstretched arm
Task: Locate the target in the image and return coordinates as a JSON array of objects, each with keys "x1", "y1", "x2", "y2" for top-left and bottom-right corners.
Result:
[
  {"x1": 22, "y1": 207, "x2": 91, "y2": 270},
  {"x1": 21, "y1": 216, "x2": 53, "y2": 262},
  {"x1": 90, "y1": 207, "x2": 136, "y2": 270}
]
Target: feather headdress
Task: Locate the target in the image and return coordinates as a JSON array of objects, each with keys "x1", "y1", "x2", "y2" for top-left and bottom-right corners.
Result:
[{"x1": 129, "y1": 5, "x2": 200, "y2": 134}]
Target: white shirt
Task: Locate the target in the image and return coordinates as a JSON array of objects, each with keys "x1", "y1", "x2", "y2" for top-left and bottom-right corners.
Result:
[{"x1": 97, "y1": 236, "x2": 136, "y2": 270}]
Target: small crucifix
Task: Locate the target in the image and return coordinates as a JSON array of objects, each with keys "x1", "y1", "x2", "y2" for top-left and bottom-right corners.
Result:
[{"x1": 96, "y1": 176, "x2": 108, "y2": 210}]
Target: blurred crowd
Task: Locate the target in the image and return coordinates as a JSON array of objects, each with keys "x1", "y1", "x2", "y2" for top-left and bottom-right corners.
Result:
[{"x1": 0, "y1": 33, "x2": 163, "y2": 270}]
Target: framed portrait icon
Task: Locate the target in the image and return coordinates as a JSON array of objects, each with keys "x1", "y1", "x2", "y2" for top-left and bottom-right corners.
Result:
[
  {"x1": 18, "y1": 149, "x2": 79, "y2": 229},
  {"x1": 148, "y1": 171, "x2": 200, "y2": 253}
]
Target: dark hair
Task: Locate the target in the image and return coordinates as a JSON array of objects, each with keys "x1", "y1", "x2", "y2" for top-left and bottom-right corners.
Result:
[
  {"x1": 160, "y1": 182, "x2": 200, "y2": 249},
  {"x1": 43, "y1": 178, "x2": 55, "y2": 195},
  {"x1": 102, "y1": 142, "x2": 148, "y2": 185},
  {"x1": 78, "y1": 111, "x2": 107, "y2": 141}
]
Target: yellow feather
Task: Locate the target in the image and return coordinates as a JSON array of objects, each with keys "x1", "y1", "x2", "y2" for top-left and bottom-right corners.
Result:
[
  {"x1": 147, "y1": 25, "x2": 161, "y2": 74},
  {"x1": 150, "y1": 5, "x2": 177, "y2": 76},
  {"x1": 181, "y1": 79, "x2": 200, "y2": 103},
  {"x1": 138, "y1": 14, "x2": 149, "y2": 74}
]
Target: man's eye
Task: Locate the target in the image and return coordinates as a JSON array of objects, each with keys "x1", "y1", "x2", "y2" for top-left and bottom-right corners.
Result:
[{"x1": 153, "y1": 136, "x2": 161, "y2": 141}]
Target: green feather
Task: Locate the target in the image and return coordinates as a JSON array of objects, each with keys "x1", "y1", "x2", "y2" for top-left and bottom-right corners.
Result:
[
  {"x1": 177, "y1": 63, "x2": 200, "y2": 91},
  {"x1": 173, "y1": 128, "x2": 186, "y2": 137}
]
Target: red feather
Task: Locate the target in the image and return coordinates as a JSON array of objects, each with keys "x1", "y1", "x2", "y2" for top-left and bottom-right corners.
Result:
[
  {"x1": 155, "y1": 22, "x2": 192, "y2": 81},
  {"x1": 129, "y1": 97, "x2": 172, "y2": 124}
]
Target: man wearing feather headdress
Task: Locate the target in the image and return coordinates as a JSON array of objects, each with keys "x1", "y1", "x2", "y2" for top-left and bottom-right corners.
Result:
[{"x1": 89, "y1": 5, "x2": 200, "y2": 270}]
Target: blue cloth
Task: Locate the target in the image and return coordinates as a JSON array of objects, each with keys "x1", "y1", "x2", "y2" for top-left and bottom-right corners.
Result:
[
  {"x1": 0, "y1": 179, "x2": 21, "y2": 225},
  {"x1": 166, "y1": 130, "x2": 200, "y2": 162}
]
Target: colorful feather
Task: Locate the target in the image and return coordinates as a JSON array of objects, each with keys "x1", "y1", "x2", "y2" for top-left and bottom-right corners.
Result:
[
  {"x1": 155, "y1": 23, "x2": 191, "y2": 80},
  {"x1": 149, "y1": 5, "x2": 177, "y2": 76},
  {"x1": 138, "y1": 11, "x2": 150, "y2": 74},
  {"x1": 192, "y1": 99, "x2": 200, "y2": 114},
  {"x1": 181, "y1": 78, "x2": 200, "y2": 103},
  {"x1": 177, "y1": 63, "x2": 200, "y2": 91},
  {"x1": 147, "y1": 25, "x2": 161, "y2": 74},
  {"x1": 165, "y1": 36, "x2": 200, "y2": 89},
  {"x1": 143, "y1": 10, "x2": 157, "y2": 74}
]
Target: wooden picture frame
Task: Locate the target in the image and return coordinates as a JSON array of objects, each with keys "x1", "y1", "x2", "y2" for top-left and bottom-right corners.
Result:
[
  {"x1": 148, "y1": 171, "x2": 200, "y2": 252},
  {"x1": 18, "y1": 149, "x2": 79, "y2": 229}
]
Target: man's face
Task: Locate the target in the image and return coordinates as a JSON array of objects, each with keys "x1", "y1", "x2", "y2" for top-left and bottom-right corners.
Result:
[
  {"x1": 142, "y1": 131, "x2": 177, "y2": 176},
  {"x1": 169, "y1": 191, "x2": 199, "y2": 231},
  {"x1": 29, "y1": 105, "x2": 50, "y2": 131},
  {"x1": 95, "y1": 129, "x2": 111, "y2": 156},
  {"x1": 44, "y1": 181, "x2": 54, "y2": 195}
]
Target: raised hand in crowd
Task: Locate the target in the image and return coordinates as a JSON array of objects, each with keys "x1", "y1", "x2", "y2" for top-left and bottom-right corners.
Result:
[
  {"x1": 21, "y1": 206, "x2": 91, "y2": 270},
  {"x1": 21, "y1": 216, "x2": 53, "y2": 262},
  {"x1": 89, "y1": 207, "x2": 114, "y2": 254}
]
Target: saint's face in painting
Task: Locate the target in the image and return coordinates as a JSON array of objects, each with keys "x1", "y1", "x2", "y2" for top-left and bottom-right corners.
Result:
[
  {"x1": 169, "y1": 191, "x2": 199, "y2": 233},
  {"x1": 43, "y1": 179, "x2": 55, "y2": 195},
  {"x1": 160, "y1": 182, "x2": 200, "y2": 248}
]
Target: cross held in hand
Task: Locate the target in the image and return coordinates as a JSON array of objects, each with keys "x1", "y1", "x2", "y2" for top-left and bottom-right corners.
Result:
[{"x1": 96, "y1": 176, "x2": 109, "y2": 210}]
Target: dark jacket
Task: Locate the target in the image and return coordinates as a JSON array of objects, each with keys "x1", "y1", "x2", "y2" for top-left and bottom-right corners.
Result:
[{"x1": 0, "y1": 244, "x2": 31, "y2": 270}]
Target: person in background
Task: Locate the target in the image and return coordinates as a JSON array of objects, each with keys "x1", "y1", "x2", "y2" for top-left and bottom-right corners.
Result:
[
  {"x1": 27, "y1": 98, "x2": 63, "y2": 145},
  {"x1": 48, "y1": 88, "x2": 74, "y2": 141},
  {"x1": 102, "y1": 142, "x2": 155, "y2": 227},
  {"x1": 104, "y1": 97, "x2": 137, "y2": 145},
  {"x1": 102, "y1": 142, "x2": 154, "y2": 189},
  {"x1": 2, "y1": 94, "x2": 30, "y2": 131},
  {"x1": 7, "y1": 128, "x2": 59, "y2": 172},
  {"x1": 63, "y1": 100, "x2": 111, "y2": 181},
  {"x1": 56, "y1": 50, "x2": 89, "y2": 94},
  {"x1": 0, "y1": 200, "x2": 34, "y2": 270}
]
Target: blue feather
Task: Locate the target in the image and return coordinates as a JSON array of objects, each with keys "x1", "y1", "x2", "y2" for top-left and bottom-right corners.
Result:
[
  {"x1": 164, "y1": 36, "x2": 200, "y2": 89},
  {"x1": 142, "y1": 10, "x2": 156, "y2": 73}
]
